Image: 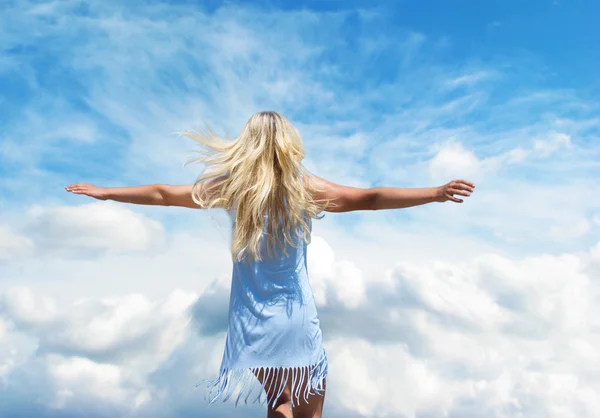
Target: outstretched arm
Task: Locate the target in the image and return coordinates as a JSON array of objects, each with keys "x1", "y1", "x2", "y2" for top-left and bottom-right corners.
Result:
[
  {"x1": 65, "y1": 180, "x2": 220, "y2": 209},
  {"x1": 306, "y1": 175, "x2": 475, "y2": 212}
]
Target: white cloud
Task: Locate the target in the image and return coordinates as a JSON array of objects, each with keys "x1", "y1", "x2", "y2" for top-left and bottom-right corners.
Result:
[
  {"x1": 547, "y1": 217, "x2": 591, "y2": 240},
  {"x1": 318, "y1": 241, "x2": 600, "y2": 417},
  {"x1": 590, "y1": 241, "x2": 600, "y2": 261},
  {"x1": 23, "y1": 201, "x2": 166, "y2": 256},
  {"x1": 428, "y1": 140, "x2": 482, "y2": 183},
  {"x1": 445, "y1": 70, "x2": 496, "y2": 88},
  {"x1": 306, "y1": 237, "x2": 367, "y2": 309},
  {"x1": 1, "y1": 236, "x2": 600, "y2": 417},
  {"x1": 0, "y1": 212, "x2": 232, "y2": 307},
  {"x1": 428, "y1": 131, "x2": 574, "y2": 185},
  {"x1": 0, "y1": 287, "x2": 202, "y2": 413},
  {"x1": 47, "y1": 355, "x2": 129, "y2": 406},
  {"x1": 0, "y1": 224, "x2": 33, "y2": 260},
  {"x1": 1, "y1": 287, "x2": 58, "y2": 326},
  {"x1": 327, "y1": 340, "x2": 450, "y2": 417},
  {"x1": 532, "y1": 132, "x2": 572, "y2": 157}
]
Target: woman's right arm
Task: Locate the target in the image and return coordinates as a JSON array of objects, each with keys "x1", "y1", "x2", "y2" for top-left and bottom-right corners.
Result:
[
  {"x1": 64, "y1": 177, "x2": 223, "y2": 209},
  {"x1": 306, "y1": 175, "x2": 475, "y2": 213}
]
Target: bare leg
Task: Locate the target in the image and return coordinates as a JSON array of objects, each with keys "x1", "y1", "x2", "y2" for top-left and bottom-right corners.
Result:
[
  {"x1": 292, "y1": 371, "x2": 326, "y2": 418},
  {"x1": 254, "y1": 367, "x2": 327, "y2": 418},
  {"x1": 254, "y1": 368, "x2": 293, "y2": 418}
]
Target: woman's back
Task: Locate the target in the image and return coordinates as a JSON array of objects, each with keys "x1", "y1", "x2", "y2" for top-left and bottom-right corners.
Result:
[
  {"x1": 199, "y1": 200, "x2": 327, "y2": 409},
  {"x1": 227, "y1": 204, "x2": 311, "y2": 308}
]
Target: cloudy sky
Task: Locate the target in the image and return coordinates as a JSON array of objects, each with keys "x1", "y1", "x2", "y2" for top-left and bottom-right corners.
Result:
[{"x1": 1, "y1": 0, "x2": 599, "y2": 417}]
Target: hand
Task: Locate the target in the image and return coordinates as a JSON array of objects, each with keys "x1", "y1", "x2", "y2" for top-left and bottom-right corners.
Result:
[
  {"x1": 65, "y1": 183, "x2": 109, "y2": 200},
  {"x1": 435, "y1": 179, "x2": 475, "y2": 203}
]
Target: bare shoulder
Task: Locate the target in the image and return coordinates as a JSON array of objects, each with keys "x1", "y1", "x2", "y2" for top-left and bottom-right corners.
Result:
[{"x1": 303, "y1": 173, "x2": 376, "y2": 213}]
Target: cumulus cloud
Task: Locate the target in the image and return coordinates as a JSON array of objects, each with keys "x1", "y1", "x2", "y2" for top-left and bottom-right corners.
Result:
[
  {"x1": 0, "y1": 288, "x2": 201, "y2": 415},
  {"x1": 318, "y1": 242, "x2": 600, "y2": 417},
  {"x1": 0, "y1": 224, "x2": 33, "y2": 260},
  {"x1": 1, "y1": 287, "x2": 59, "y2": 327},
  {"x1": 306, "y1": 236, "x2": 367, "y2": 309},
  {"x1": 428, "y1": 140, "x2": 482, "y2": 183},
  {"x1": 23, "y1": 201, "x2": 166, "y2": 256},
  {"x1": 427, "y1": 130, "x2": 574, "y2": 184},
  {"x1": 2, "y1": 236, "x2": 600, "y2": 417}
]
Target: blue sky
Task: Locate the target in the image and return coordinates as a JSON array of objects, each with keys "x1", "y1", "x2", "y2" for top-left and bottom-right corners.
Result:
[
  {"x1": 267, "y1": 0, "x2": 600, "y2": 90},
  {"x1": 2, "y1": 0, "x2": 599, "y2": 255},
  {"x1": 1, "y1": 1, "x2": 600, "y2": 417}
]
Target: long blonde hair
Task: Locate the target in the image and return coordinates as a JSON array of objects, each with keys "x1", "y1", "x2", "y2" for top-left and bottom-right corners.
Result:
[{"x1": 180, "y1": 111, "x2": 331, "y2": 262}]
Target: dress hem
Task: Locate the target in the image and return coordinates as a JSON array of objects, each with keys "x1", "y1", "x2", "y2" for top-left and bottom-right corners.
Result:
[{"x1": 196, "y1": 348, "x2": 328, "y2": 409}]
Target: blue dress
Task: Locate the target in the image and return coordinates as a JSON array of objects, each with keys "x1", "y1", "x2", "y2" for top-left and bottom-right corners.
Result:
[{"x1": 196, "y1": 201, "x2": 328, "y2": 409}]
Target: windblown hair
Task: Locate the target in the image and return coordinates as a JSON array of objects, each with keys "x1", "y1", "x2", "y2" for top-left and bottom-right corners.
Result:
[{"x1": 180, "y1": 111, "x2": 332, "y2": 262}]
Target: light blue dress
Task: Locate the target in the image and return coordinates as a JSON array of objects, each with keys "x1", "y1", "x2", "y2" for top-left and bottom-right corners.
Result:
[{"x1": 196, "y1": 200, "x2": 328, "y2": 409}]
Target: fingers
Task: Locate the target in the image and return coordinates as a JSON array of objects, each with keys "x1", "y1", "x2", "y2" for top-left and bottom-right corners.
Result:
[
  {"x1": 448, "y1": 187, "x2": 471, "y2": 197},
  {"x1": 446, "y1": 194, "x2": 463, "y2": 203},
  {"x1": 445, "y1": 179, "x2": 476, "y2": 203},
  {"x1": 451, "y1": 179, "x2": 475, "y2": 192},
  {"x1": 452, "y1": 180, "x2": 475, "y2": 192},
  {"x1": 455, "y1": 179, "x2": 475, "y2": 189},
  {"x1": 65, "y1": 184, "x2": 90, "y2": 195}
]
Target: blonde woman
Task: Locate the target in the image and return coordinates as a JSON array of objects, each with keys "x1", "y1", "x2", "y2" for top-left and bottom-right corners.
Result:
[{"x1": 65, "y1": 111, "x2": 475, "y2": 418}]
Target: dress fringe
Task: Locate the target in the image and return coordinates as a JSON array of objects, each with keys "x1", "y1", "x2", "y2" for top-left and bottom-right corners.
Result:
[{"x1": 196, "y1": 348, "x2": 328, "y2": 409}]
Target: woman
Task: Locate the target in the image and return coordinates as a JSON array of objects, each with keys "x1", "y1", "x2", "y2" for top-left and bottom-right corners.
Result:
[{"x1": 65, "y1": 111, "x2": 475, "y2": 418}]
